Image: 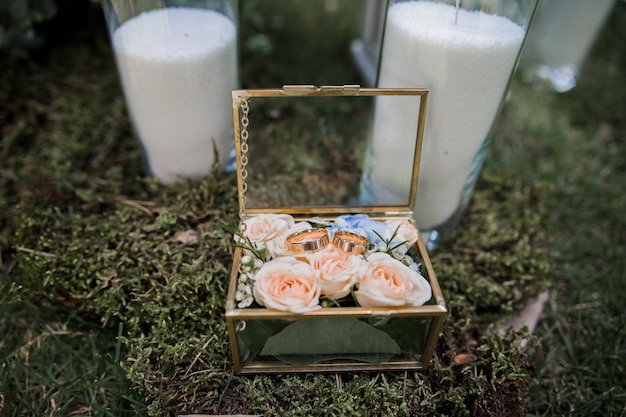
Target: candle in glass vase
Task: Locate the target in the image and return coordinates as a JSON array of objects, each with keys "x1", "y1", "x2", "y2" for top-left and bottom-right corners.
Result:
[
  {"x1": 370, "y1": 1, "x2": 525, "y2": 232},
  {"x1": 522, "y1": 0, "x2": 615, "y2": 92},
  {"x1": 112, "y1": 7, "x2": 238, "y2": 183}
]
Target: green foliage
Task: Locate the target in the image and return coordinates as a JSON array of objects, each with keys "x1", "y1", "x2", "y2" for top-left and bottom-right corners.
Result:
[{"x1": 260, "y1": 318, "x2": 402, "y2": 365}]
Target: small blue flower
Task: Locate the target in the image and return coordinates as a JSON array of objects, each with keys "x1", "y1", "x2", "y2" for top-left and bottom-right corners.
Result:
[
  {"x1": 327, "y1": 214, "x2": 387, "y2": 245},
  {"x1": 333, "y1": 214, "x2": 370, "y2": 229}
]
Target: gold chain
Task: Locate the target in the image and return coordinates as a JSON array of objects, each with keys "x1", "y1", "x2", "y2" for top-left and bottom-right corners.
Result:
[{"x1": 238, "y1": 98, "x2": 250, "y2": 235}]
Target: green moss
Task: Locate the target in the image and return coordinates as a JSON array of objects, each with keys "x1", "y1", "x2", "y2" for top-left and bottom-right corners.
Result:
[
  {"x1": 8, "y1": 167, "x2": 552, "y2": 416},
  {"x1": 433, "y1": 175, "x2": 554, "y2": 320}
]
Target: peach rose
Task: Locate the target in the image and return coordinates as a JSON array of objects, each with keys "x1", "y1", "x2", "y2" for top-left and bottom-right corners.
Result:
[
  {"x1": 383, "y1": 218, "x2": 419, "y2": 248},
  {"x1": 355, "y1": 252, "x2": 431, "y2": 307},
  {"x1": 307, "y1": 246, "x2": 367, "y2": 299},
  {"x1": 252, "y1": 257, "x2": 321, "y2": 313},
  {"x1": 265, "y1": 221, "x2": 313, "y2": 259}
]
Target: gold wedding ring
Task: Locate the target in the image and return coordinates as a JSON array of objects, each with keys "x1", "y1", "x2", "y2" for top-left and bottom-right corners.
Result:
[
  {"x1": 286, "y1": 229, "x2": 330, "y2": 253},
  {"x1": 332, "y1": 231, "x2": 369, "y2": 255}
]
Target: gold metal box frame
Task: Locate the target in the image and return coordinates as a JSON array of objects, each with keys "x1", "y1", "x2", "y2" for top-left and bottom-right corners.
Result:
[{"x1": 226, "y1": 85, "x2": 446, "y2": 374}]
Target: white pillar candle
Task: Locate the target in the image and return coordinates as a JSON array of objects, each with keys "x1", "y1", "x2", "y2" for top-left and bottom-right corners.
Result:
[
  {"x1": 371, "y1": 2, "x2": 525, "y2": 229},
  {"x1": 112, "y1": 8, "x2": 238, "y2": 183}
]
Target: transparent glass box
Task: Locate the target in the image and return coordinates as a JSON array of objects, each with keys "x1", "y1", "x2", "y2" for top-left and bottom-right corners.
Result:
[{"x1": 225, "y1": 85, "x2": 446, "y2": 374}]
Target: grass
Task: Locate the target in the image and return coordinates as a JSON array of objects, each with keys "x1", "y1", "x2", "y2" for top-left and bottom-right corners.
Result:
[
  {"x1": 487, "y1": 5, "x2": 626, "y2": 415},
  {"x1": 0, "y1": 286, "x2": 146, "y2": 415},
  {"x1": 0, "y1": 1, "x2": 625, "y2": 416}
]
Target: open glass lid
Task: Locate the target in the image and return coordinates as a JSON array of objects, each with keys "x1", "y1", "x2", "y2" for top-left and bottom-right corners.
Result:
[{"x1": 231, "y1": 85, "x2": 428, "y2": 216}]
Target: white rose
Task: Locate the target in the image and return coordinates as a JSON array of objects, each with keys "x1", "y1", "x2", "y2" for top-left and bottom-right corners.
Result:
[
  {"x1": 238, "y1": 214, "x2": 295, "y2": 245},
  {"x1": 355, "y1": 252, "x2": 431, "y2": 307},
  {"x1": 383, "y1": 218, "x2": 419, "y2": 248},
  {"x1": 265, "y1": 221, "x2": 313, "y2": 259}
]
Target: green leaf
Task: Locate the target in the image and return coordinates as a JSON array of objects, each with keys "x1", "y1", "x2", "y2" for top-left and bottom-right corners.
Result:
[
  {"x1": 374, "y1": 316, "x2": 431, "y2": 354},
  {"x1": 239, "y1": 319, "x2": 289, "y2": 355},
  {"x1": 261, "y1": 318, "x2": 401, "y2": 366}
]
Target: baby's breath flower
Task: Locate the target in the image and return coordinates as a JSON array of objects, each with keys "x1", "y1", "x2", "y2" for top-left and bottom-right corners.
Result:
[
  {"x1": 236, "y1": 282, "x2": 254, "y2": 308},
  {"x1": 236, "y1": 294, "x2": 254, "y2": 308},
  {"x1": 236, "y1": 282, "x2": 251, "y2": 295},
  {"x1": 399, "y1": 256, "x2": 420, "y2": 272},
  {"x1": 375, "y1": 243, "x2": 387, "y2": 253},
  {"x1": 391, "y1": 247, "x2": 407, "y2": 260}
]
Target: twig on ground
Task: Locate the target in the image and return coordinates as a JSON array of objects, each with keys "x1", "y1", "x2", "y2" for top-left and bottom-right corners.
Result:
[
  {"x1": 15, "y1": 246, "x2": 56, "y2": 258},
  {"x1": 115, "y1": 197, "x2": 157, "y2": 216},
  {"x1": 182, "y1": 336, "x2": 215, "y2": 380},
  {"x1": 215, "y1": 369, "x2": 235, "y2": 414}
]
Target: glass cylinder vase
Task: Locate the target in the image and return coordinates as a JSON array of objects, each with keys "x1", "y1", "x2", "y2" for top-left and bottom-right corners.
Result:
[
  {"x1": 100, "y1": 0, "x2": 239, "y2": 183},
  {"x1": 365, "y1": 0, "x2": 539, "y2": 250},
  {"x1": 521, "y1": 0, "x2": 616, "y2": 93}
]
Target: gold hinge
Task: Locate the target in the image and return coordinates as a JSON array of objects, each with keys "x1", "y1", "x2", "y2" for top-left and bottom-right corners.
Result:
[
  {"x1": 282, "y1": 85, "x2": 317, "y2": 95},
  {"x1": 319, "y1": 85, "x2": 361, "y2": 95}
]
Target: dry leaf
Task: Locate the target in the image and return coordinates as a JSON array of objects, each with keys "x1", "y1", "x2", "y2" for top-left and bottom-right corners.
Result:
[
  {"x1": 453, "y1": 352, "x2": 477, "y2": 366},
  {"x1": 174, "y1": 229, "x2": 199, "y2": 244}
]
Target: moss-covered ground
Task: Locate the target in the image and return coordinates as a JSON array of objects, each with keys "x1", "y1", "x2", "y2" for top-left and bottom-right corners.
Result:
[{"x1": 1, "y1": 1, "x2": 624, "y2": 416}]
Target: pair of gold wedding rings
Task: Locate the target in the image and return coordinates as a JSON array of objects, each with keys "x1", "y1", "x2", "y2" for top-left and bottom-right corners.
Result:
[{"x1": 286, "y1": 228, "x2": 369, "y2": 255}]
